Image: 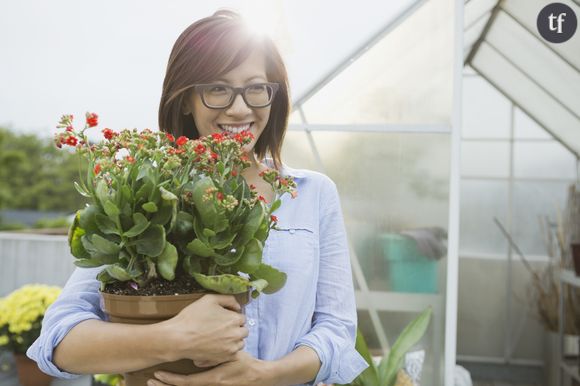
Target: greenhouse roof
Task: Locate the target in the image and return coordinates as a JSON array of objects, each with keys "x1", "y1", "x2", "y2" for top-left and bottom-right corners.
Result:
[{"x1": 465, "y1": 0, "x2": 580, "y2": 157}]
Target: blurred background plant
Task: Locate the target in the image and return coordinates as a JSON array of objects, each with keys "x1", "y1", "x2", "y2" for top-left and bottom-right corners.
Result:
[
  {"x1": 0, "y1": 284, "x2": 62, "y2": 354},
  {"x1": 0, "y1": 127, "x2": 87, "y2": 231}
]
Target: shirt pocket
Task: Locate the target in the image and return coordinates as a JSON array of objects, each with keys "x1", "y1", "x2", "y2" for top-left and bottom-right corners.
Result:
[{"x1": 269, "y1": 225, "x2": 318, "y2": 277}]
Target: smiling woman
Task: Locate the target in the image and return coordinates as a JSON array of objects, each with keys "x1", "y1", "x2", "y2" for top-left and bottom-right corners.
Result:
[{"x1": 26, "y1": 9, "x2": 367, "y2": 386}]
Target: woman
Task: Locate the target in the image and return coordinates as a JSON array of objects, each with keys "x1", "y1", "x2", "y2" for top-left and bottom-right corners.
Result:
[{"x1": 28, "y1": 9, "x2": 367, "y2": 386}]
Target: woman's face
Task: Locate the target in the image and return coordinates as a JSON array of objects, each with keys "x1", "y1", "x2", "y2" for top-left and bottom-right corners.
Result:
[{"x1": 185, "y1": 49, "x2": 272, "y2": 153}]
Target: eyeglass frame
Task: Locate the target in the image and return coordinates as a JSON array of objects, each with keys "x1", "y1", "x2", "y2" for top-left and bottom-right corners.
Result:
[{"x1": 192, "y1": 82, "x2": 280, "y2": 110}]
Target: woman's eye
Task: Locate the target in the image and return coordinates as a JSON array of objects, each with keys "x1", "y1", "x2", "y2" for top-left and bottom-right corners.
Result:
[
  {"x1": 247, "y1": 84, "x2": 266, "y2": 93},
  {"x1": 209, "y1": 86, "x2": 228, "y2": 94}
]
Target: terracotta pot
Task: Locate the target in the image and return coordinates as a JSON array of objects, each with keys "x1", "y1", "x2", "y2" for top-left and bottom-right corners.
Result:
[
  {"x1": 101, "y1": 290, "x2": 250, "y2": 386},
  {"x1": 14, "y1": 354, "x2": 54, "y2": 386}
]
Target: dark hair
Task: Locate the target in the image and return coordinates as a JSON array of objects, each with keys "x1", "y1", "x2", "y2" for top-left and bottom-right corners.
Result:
[{"x1": 158, "y1": 9, "x2": 290, "y2": 168}]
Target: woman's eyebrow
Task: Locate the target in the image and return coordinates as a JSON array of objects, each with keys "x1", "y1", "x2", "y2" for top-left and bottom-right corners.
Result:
[{"x1": 214, "y1": 75, "x2": 267, "y2": 83}]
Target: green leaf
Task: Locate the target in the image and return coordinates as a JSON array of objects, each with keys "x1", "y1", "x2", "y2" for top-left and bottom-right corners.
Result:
[
  {"x1": 175, "y1": 211, "x2": 194, "y2": 236},
  {"x1": 91, "y1": 234, "x2": 121, "y2": 255},
  {"x1": 78, "y1": 205, "x2": 100, "y2": 234},
  {"x1": 183, "y1": 255, "x2": 202, "y2": 276},
  {"x1": 349, "y1": 330, "x2": 380, "y2": 386},
  {"x1": 237, "y1": 203, "x2": 264, "y2": 246},
  {"x1": 123, "y1": 213, "x2": 150, "y2": 238},
  {"x1": 103, "y1": 200, "x2": 120, "y2": 218},
  {"x1": 192, "y1": 273, "x2": 252, "y2": 294},
  {"x1": 232, "y1": 238, "x2": 262, "y2": 274},
  {"x1": 135, "y1": 224, "x2": 166, "y2": 257},
  {"x1": 74, "y1": 258, "x2": 105, "y2": 268},
  {"x1": 151, "y1": 203, "x2": 173, "y2": 225},
  {"x1": 135, "y1": 180, "x2": 154, "y2": 203},
  {"x1": 251, "y1": 263, "x2": 287, "y2": 294},
  {"x1": 186, "y1": 239, "x2": 214, "y2": 258},
  {"x1": 106, "y1": 264, "x2": 132, "y2": 281},
  {"x1": 249, "y1": 278, "x2": 268, "y2": 298},
  {"x1": 159, "y1": 186, "x2": 178, "y2": 201},
  {"x1": 73, "y1": 181, "x2": 92, "y2": 198},
  {"x1": 121, "y1": 184, "x2": 132, "y2": 204},
  {"x1": 191, "y1": 177, "x2": 228, "y2": 232},
  {"x1": 209, "y1": 231, "x2": 237, "y2": 250},
  {"x1": 379, "y1": 307, "x2": 432, "y2": 386},
  {"x1": 269, "y1": 199, "x2": 282, "y2": 214},
  {"x1": 95, "y1": 213, "x2": 120, "y2": 235},
  {"x1": 142, "y1": 201, "x2": 158, "y2": 213},
  {"x1": 203, "y1": 228, "x2": 216, "y2": 238},
  {"x1": 156, "y1": 242, "x2": 178, "y2": 281}
]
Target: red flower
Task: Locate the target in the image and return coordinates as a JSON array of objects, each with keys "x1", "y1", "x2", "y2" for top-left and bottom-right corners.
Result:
[
  {"x1": 176, "y1": 136, "x2": 188, "y2": 146},
  {"x1": 102, "y1": 128, "x2": 116, "y2": 140},
  {"x1": 258, "y1": 195, "x2": 267, "y2": 203},
  {"x1": 279, "y1": 178, "x2": 288, "y2": 186},
  {"x1": 94, "y1": 164, "x2": 102, "y2": 175},
  {"x1": 231, "y1": 170, "x2": 238, "y2": 177},
  {"x1": 165, "y1": 133, "x2": 175, "y2": 142},
  {"x1": 210, "y1": 152, "x2": 218, "y2": 160},
  {"x1": 240, "y1": 154, "x2": 249, "y2": 162},
  {"x1": 216, "y1": 192, "x2": 224, "y2": 201},
  {"x1": 65, "y1": 126, "x2": 74, "y2": 132},
  {"x1": 65, "y1": 136, "x2": 78, "y2": 146},
  {"x1": 194, "y1": 144, "x2": 206, "y2": 154},
  {"x1": 249, "y1": 184, "x2": 256, "y2": 190},
  {"x1": 86, "y1": 112, "x2": 98, "y2": 128},
  {"x1": 211, "y1": 133, "x2": 224, "y2": 142},
  {"x1": 270, "y1": 215, "x2": 278, "y2": 222},
  {"x1": 259, "y1": 171, "x2": 265, "y2": 177},
  {"x1": 126, "y1": 156, "x2": 135, "y2": 163}
]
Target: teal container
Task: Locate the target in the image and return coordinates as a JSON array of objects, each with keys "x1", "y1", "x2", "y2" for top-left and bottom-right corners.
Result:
[{"x1": 378, "y1": 233, "x2": 438, "y2": 293}]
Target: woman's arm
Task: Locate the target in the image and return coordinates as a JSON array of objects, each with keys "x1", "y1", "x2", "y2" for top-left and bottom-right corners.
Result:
[{"x1": 28, "y1": 267, "x2": 248, "y2": 377}]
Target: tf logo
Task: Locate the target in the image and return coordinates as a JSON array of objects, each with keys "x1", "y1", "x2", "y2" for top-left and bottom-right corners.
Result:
[{"x1": 537, "y1": 2, "x2": 577, "y2": 43}]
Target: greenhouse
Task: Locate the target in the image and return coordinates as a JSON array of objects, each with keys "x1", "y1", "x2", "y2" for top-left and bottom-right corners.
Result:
[{"x1": 0, "y1": 0, "x2": 579, "y2": 385}]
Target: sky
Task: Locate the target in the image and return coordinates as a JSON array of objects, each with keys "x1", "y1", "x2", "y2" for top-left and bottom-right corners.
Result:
[{"x1": 0, "y1": 0, "x2": 413, "y2": 138}]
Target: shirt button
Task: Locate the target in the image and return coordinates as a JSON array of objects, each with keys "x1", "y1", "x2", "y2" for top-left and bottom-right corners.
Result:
[
  {"x1": 289, "y1": 229, "x2": 295, "y2": 234},
  {"x1": 248, "y1": 318, "x2": 256, "y2": 326}
]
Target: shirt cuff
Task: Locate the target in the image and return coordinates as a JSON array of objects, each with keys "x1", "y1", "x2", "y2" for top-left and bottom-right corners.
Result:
[
  {"x1": 27, "y1": 312, "x2": 102, "y2": 379},
  {"x1": 294, "y1": 336, "x2": 369, "y2": 385}
]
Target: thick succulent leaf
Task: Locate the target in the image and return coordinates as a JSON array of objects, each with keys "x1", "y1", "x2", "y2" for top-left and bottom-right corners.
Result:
[
  {"x1": 159, "y1": 186, "x2": 178, "y2": 201},
  {"x1": 186, "y1": 239, "x2": 214, "y2": 258},
  {"x1": 151, "y1": 203, "x2": 173, "y2": 225},
  {"x1": 95, "y1": 213, "x2": 120, "y2": 235},
  {"x1": 123, "y1": 213, "x2": 150, "y2": 238},
  {"x1": 74, "y1": 257, "x2": 105, "y2": 268},
  {"x1": 142, "y1": 201, "x2": 158, "y2": 213},
  {"x1": 237, "y1": 203, "x2": 264, "y2": 246},
  {"x1": 78, "y1": 205, "x2": 100, "y2": 234},
  {"x1": 135, "y1": 224, "x2": 166, "y2": 257},
  {"x1": 251, "y1": 263, "x2": 287, "y2": 294},
  {"x1": 249, "y1": 278, "x2": 268, "y2": 298},
  {"x1": 69, "y1": 211, "x2": 90, "y2": 259},
  {"x1": 73, "y1": 181, "x2": 92, "y2": 198},
  {"x1": 269, "y1": 199, "x2": 282, "y2": 214},
  {"x1": 91, "y1": 234, "x2": 121, "y2": 255},
  {"x1": 183, "y1": 255, "x2": 202, "y2": 276},
  {"x1": 103, "y1": 200, "x2": 120, "y2": 219},
  {"x1": 135, "y1": 180, "x2": 154, "y2": 203},
  {"x1": 209, "y1": 231, "x2": 237, "y2": 250},
  {"x1": 191, "y1": 177, "x2": 227, "y2": 231},
  {"x1": 192, "y1": 273, "x2": 252, "y2": 294},
  {"x1": 214, "y1": 246, "x2": 245, "y2": 266},
  {"x1": 379, "y1": 307, "x2": 432, "y2": 386},
  {"x1": 175, "y1": 211, "x2": 194, "y2": 236},
  {"x1": 203, "y1": 228, "x2": 216, "y2": 238},
  {"x1": 232, "y1": 238, "x2": 262, "y2": 274},
  {"x1": 156, "y1": 242, "x2": 178, "y2": 281},
  {"x1": 106, "y1": 264, "x2": 132, "y2": 281}
]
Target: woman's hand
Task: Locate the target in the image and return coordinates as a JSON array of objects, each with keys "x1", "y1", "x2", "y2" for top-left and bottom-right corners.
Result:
[
  {"x1": 147, "y1": 351, "x2": 277, "y2": 386},
  {"x1": 159, "y1": 294, "x2": 249, "y2": 365}
]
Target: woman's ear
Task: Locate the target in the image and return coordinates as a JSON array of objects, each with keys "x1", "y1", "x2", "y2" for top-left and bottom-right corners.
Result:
[{"x1": 181, "y1": 92, "x2": 192, "y2": 115}]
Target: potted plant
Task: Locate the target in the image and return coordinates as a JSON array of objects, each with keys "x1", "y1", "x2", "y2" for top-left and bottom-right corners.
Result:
[
  {"x1": 0, "y1": 284, "x2": 62, "y2": 386},
  {"x1": 55, "y1": 113, "x2": 296, "y2": 385},
  {"x1": 338, "y1": 307, "x2": 432, "y2": 386}
]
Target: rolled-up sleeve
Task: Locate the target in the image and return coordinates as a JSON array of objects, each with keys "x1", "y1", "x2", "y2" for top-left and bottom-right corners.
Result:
[
  {"x1": 27, "y1": 267, "x2": 105, "y2": 379},
  {"x1": 294, "y1": 178, "x2": 368, "y2": 385}
]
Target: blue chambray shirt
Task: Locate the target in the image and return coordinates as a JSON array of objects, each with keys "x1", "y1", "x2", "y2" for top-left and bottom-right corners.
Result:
[{"x1": 27, "y1": 164, "x2": 368, "y2": 385}]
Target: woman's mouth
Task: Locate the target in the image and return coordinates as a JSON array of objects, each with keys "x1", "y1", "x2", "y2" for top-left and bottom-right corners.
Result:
[{"x1": 218, "y1": 122, "x2": 253, "y2": 134}]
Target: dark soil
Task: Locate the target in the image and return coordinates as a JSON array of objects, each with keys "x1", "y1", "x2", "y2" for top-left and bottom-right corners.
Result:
[{"x1": 103, "y1": 275, "x2": 205, "y2": 296}]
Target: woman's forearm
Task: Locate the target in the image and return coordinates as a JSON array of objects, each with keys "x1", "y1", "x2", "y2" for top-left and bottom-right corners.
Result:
[
  {"x1": 53, "y1": 319, "x2": 174, "y2": 374},
  {"x1": 269, "y1": 345, "x2": 321, "y2": 386}
]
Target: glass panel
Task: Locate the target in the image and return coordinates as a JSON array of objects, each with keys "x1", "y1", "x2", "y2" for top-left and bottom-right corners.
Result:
[
  {"x1": 461, "y1": 141, "x2": 510, "y2": 178},
  {"x1": 464, "y1": 0, "x2": 496, "y2": 28},
  {"x1": 514, "y1": 107, "x2": 551, "y2": 139},
  {"x1": 283, "y1": 131, "x2": 450, "y2": 293},
  {"x1": 462, "y1": 75, "x2": 511, "y2": 139},
  {"x1": 512, "y1": 181, "x2": 573, "y2": 256},
  {"x1": 486, "y1": 11, "x2": 580, "y2": 114},
  {"x1": 502, "y1": 0, "x2": 580, "y2": 71},
  {"x1": 299, "y1": 0, "x2": 454, "y2": 125},
  {"x1": 514, "y1": 142, "x2": 576, "y2": 179},
  {"x1": 472, "y1": 42, "x2": 580, "y2": 155},
  {"x1": 460, "y1": 180, "x2": 509, "y2": 255},
  {"x1": 464, "y1": 11, "x2": 490, "y2": 49}
]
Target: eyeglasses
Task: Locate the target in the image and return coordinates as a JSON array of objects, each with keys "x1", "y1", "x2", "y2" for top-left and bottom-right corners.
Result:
[{"x1": 194, "y1": 82, "x2": 279, "y2": 109}]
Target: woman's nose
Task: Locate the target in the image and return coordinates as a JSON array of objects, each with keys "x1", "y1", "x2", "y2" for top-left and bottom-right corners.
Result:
[{"x1": 225, "y1": 94, "x2": 252, "y2": 116}]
